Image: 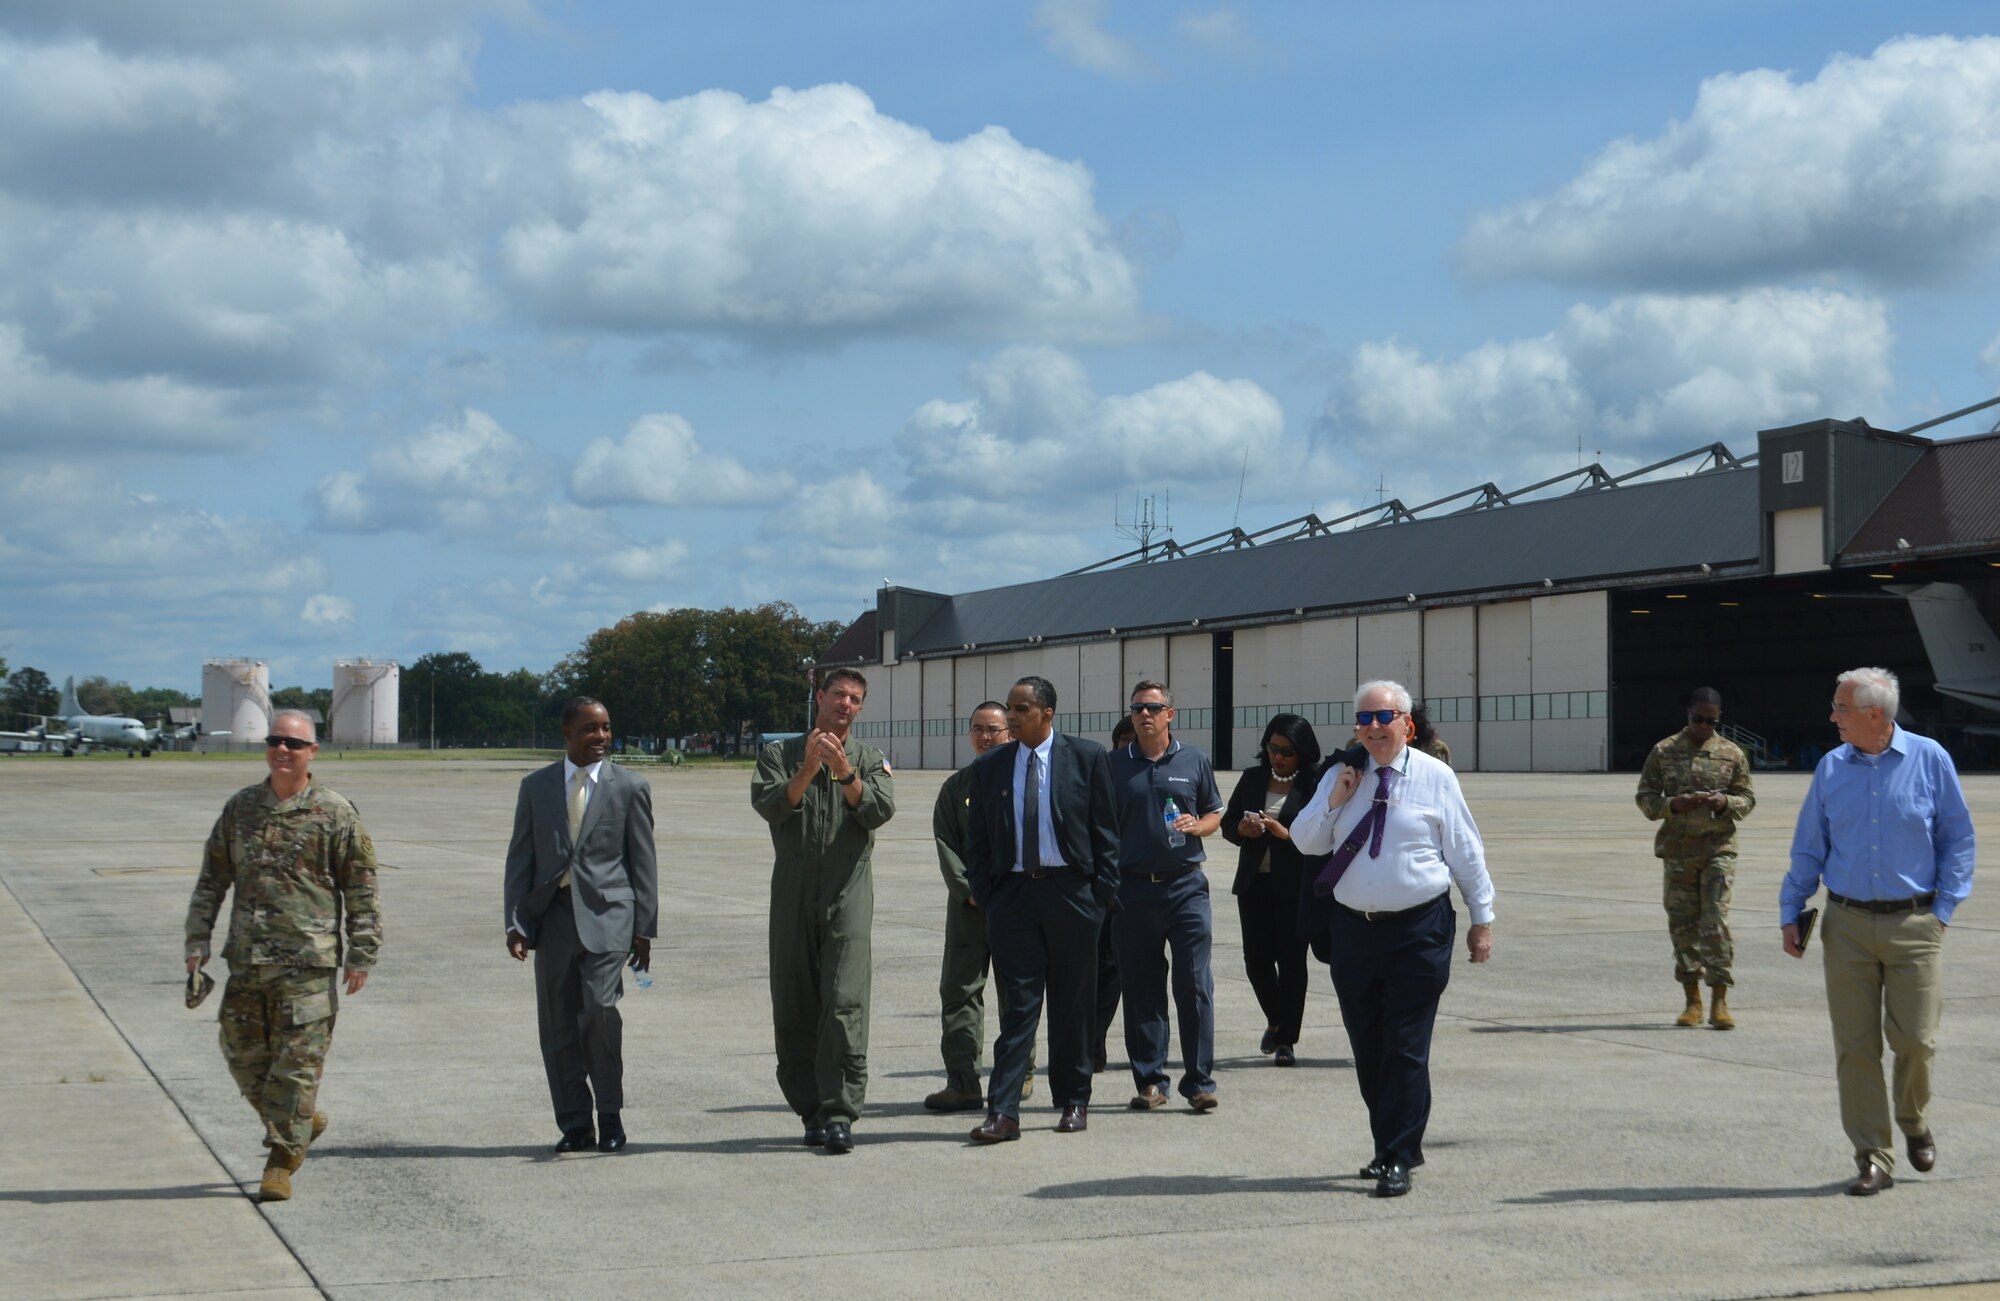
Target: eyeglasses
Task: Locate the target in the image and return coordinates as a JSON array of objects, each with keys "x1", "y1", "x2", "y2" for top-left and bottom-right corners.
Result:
[
  {"x1": 969, "y1": 725, "x2": 1007, "y2": 737},
  {"x1": 1130, "y1": 701, "x2": 1170, "y2": 715},
  {"x1": 1265, "y1": 741, "x2": 1297, "y2": 757},
  {"x1": 264, "y1": 735, "x2": 313, "y2": 751},
  {"x1": 1354, "y1": 709, "x2": 1403, "y2": 726}
]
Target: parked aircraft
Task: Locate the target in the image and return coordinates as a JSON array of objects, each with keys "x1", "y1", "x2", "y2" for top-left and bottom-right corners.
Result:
[
  {"x1": 0, "y1": 676, "x2": 203, "y2": 756},
  {"x1": 1891, "y1": 582, "x2": 2000, "y2": 718}
]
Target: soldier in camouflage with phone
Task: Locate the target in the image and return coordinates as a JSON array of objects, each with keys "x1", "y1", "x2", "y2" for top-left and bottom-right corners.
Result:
[
  {"x1": 1635, "y1": 687, "x2": 1755, "y2": 1029},
  {"x1": 184, "y1": 708, "x2": 383, "y2": 1201}
]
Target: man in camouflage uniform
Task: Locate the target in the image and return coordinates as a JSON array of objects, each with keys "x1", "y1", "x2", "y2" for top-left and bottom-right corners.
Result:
[
  {"x1": 1635, "y1": 687, "x2": 1754, "y2": 1029},
  {"x1": 184, "y1": 709, "x2": 382, "y2": 1201},
  {"x1": 751, "y1": 667, "x2": 894, "y2": 1154}
]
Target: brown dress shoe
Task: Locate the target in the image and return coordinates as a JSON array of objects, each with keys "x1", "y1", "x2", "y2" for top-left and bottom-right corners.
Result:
[
  {"x1": 1847, "y1": 1163, "x2": 1893, "y2": 1196},
  {"x1": 1056, "y1": 1105, "x2": 1088, "y2": 1133},
  {"x1": 1190, "y1": 1091, "x2": 1219, "y2": 1112},
  {"x1": 970, "y1": 1112, "x2": 1021, "y2": 1143},
  {"x1": 1129, "y1": 1085, "x2": 1168, "y2": 1110},
  {"x1": 1908, "y1": 1131, "x2": 1936, "y2": 1172}
]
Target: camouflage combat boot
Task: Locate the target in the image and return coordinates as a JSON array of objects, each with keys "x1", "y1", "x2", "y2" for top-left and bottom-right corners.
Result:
[
  {"x1": 308, "y1": 1111, "x2": 328, "y2": 1148},
  {"x1": 1708, "y1": 986, "x2": 1734, "y2": 1030},
  {"x1": 259, "y1": 1152, "x2": 298, "y2": 1202},
  {"x1": 1675, "y1": 980, "x2": 1703, "y2": 1027}
]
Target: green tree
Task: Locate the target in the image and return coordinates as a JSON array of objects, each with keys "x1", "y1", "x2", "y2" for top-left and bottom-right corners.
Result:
[
  {"x1": 5, "y1": 666, "x2": 57, "y2": 722},
  {"x1": 124, "y1": 685, "x2": 196, "y2": 724},
  {"x1": 75, "y1": 675, "x2": 129, "y2": 715}
]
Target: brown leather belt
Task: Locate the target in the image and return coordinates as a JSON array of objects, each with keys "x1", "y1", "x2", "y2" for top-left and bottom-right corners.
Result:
[{"x1": 1827, "y1": 890, "x2": 1933, "y2": 915}]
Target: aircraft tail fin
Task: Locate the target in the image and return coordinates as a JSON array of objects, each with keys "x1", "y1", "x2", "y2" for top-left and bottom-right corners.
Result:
[
  {"x1": 1890, "y1": 583, "x2": 2000, "y2": 689},
  {"x1": 58, "y1": 675, "x2": 83, "y2": 718}
]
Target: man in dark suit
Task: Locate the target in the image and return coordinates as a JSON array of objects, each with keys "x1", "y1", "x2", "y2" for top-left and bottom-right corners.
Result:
[
  {"x1": 504, "y1": 697, "x2": 659, "y2": 1154},
  {"x1": 965, "y1": 676, "x2": 1120, "y2": 1142}
]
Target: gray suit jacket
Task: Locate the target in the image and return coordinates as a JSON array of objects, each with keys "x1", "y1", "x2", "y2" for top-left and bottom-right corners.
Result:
[{"x1": 503, "y1": 760, "x2": 659, "y2": 954}]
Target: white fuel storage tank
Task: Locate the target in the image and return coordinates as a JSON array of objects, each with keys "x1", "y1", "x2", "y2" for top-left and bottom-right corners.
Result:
[
  {"x1": 329, "y1": 659, "x2": 399, "y2": 745},
  {"x1": 201, "y1": 659, "x2": 270, "y2": 746}
]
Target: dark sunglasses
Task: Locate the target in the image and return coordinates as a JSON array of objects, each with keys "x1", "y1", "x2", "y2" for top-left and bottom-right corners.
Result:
[
  {"x1": 1355, "y1": 709, "x2": 1403, "y2": 726},
  {"x1": 1130, "y1": 701, "x2": 1170, "y2": 715},
  {"x1": 265, "y1": 735, "x2": 314, "y2": 751},
  {"x1": 1265, "y1": 741, "x2": 1297, "y2": 757}
]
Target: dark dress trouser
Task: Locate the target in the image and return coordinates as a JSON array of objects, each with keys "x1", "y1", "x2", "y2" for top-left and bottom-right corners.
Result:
[
  {"x1": 1239, "y1": 872, "x2": 1310, "y2": 1046},
  {"x1": 534, "y1": 890, "x2": 626, "y2": 1133},
  {"x1": 984, "y1": 871, "x2": 1103, "y2": 1117},
  {"x1": 1326, "y1": 893, "x2": 1454, "y2": 1169}
]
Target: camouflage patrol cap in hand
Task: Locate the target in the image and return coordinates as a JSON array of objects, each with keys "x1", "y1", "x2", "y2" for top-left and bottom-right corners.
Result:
[{"x1": 186, "y1": 968, "x2": 215, "y2": 1009}]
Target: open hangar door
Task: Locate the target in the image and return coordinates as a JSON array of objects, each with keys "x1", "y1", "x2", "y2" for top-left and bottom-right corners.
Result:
[{"x1": 1609, "y1": 563, "x2": 2000, "y2": 773}]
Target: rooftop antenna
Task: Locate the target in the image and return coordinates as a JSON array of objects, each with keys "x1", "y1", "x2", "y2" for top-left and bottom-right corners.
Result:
[
  {"x1": 1374, "y1": 474, "x2": 1387, "y2": 505},
  {"x1": 1115, "y1": 490, "x2": 1170, "y2": 560},
  {"x1": 1231, "y1": 448, "x2": 1249, "y2": 528}
]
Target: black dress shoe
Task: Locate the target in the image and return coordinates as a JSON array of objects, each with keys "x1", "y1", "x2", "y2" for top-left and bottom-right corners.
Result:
[
  {"x1": 823, "y1": 1120, "x2": 853, "y2": 1154},
  {"x1": 1259, "y1": 1027, "x2": 1279, "y2": 1055},
  {"x1": 1056, "y1": 1104, "x2": 1088, "y2": 1133},
  {"x1": 1274, "y1": 1045, "x2": 1296, "y2": 1067},
  {"x1": 1908, "y1": 1130, "x2": 1936, "y2": 1172},
  {"x1": 970, "y1": 1112, "x2": 1020, "y2": 1143},
  {"x1": 597, "y1": 1114, "x2": 627, "y2": 1153},
  {"x1": 1848, "y1": 1163, "x2": 1893, "y2": 1196},
  {"x1": 1375, "y1": 1162, "x2": 1411, "y2": 1197},
  {"x1": 803, "y1": 1125, "x2": 827, "y2": 1147},
  {"x1": 554, "y1": 1127, "x2": 595, "y2": 1154}
]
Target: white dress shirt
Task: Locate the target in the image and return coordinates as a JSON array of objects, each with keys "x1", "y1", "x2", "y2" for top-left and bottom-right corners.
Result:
[
  {"x1": 1291, "y1": 746, "x2": 1495, "y2": 924},
  {"x1": 563, "y1": 755, "x2": 605, "y2": 816},
  {"x1": 1011, "y1": 734, "x2": 1066, "y2": 870}
]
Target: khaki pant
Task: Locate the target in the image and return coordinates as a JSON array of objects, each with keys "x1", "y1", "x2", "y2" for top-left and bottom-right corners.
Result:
[{"x1": 1821, "y1": 899, "x2": 1943, "y2": 1174}]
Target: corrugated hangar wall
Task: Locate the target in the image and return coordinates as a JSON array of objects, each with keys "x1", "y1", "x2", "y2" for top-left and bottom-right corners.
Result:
[{"x1": 866, "y1": 588, "x2": 1608, "y2": 773}]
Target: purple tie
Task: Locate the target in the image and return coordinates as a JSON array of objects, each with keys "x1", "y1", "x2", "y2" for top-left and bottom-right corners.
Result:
[
  {"x1": 1313, "y1": 765, "x2": 1395, "y2": 897},
  {"x1": 1367, "y1": 766, "x2": 1393, "y2": 858}
]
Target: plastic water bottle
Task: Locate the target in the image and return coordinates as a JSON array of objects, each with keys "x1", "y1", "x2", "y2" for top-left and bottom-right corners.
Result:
[
  {"x1": 1163, "y1": 797, "x2": 1186, "y2": 848},
  {"x1": 631, "y1": 953, "x2": 653, "y2": 990}
]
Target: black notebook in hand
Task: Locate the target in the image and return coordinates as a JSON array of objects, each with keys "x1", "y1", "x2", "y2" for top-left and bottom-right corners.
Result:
[{"x1": 1796, "y1": 906, "x2": 1819, "y2": 953}]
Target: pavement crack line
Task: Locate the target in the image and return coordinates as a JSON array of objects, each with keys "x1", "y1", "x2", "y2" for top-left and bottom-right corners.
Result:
[{"x1": 0, "y1": 867, "x2": 333, "y2": 1301}]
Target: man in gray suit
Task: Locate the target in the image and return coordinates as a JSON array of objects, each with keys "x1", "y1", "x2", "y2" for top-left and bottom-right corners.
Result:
[{"x1": 505, "y1": 696, "x2": 659, "y2": 1153}]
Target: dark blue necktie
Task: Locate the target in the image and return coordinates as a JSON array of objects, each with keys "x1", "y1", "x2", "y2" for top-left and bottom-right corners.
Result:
[{"x1": 1022, "y1": 748, "x2": 1041, "y2": 872}]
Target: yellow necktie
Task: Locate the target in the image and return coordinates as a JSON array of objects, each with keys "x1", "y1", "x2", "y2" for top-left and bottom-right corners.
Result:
[{"x1": 560, "y1": 768, "x2": 587, "y2": 888}]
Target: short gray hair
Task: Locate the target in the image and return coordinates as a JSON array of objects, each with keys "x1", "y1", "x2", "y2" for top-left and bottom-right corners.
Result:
[
  {"x1": 1837, "y1": 667, "x2": 1899, "y2": 718},
  {"x1": 1356, "y1": 679, "x2": 1412, "y2": 714},
  {"x1": 272, "y1": 708, "x2": 318, "y2": 740},
  {"x1": 1130, "y1": 679, "x2": 1172, "y2": 707}
]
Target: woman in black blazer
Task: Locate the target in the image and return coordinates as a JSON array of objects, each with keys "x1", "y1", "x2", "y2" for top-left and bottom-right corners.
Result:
[{"x1": 1219, "y1": 713, "x2": 1323, "y2": 1066}]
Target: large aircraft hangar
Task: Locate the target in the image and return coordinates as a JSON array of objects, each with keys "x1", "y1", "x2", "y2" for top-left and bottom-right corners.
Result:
[{"x1": 822, "y1": 417, "x2": 2000, "y2": 772}]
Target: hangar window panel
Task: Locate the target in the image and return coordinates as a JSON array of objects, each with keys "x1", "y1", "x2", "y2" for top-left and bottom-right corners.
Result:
[
  {"x1": 1479, "y1": 696, "x2": 1497, "y2": 722},
  {"x1": 1569, "y1": 692, "x2": 1590, "y2": 719},
  {"x1": 1548, "y1": 693, "x2": 1569, "y2": 720},
  {"x1": 1514, "y1": 694, "x2": 1533, "y2": 720},
  {"x1": 1590, "y1": 691, "x2": 1608, "y2": 718}
]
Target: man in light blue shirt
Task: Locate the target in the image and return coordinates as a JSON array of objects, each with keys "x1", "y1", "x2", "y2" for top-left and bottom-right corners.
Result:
[{"x1": 1781, "y1": 667, "x2": 1976, "y2": 1196}]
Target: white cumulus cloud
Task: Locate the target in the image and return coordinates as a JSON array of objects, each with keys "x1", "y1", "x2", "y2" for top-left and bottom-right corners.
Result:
[
  {"x1": 1322, "y1": 289, "x2": 1892, "y2": 491},
  {"x1": 315, "y1": 408, "x2": 544, "y2": 536},
  {"x1": 895, "y1": 346, "x2": 1288, "y2": 524},
  {"x1": 497, "y1": 84, "x2": 1144, "y2": 342},
  {"x1": 1034, "y1": 0, "x2": 1150, "y2": 78},
  {"x1": 568, "y1": 413, "x2": 785, "y2": 508},
  {"x1": 302, "y1": 594, "x2": 355, "y2": 627},
  {"x1": 1458, "y1": 35, "x2": 2000, "y2": 289}
]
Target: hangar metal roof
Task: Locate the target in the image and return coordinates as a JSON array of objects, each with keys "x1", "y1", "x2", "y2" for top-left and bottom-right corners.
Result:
[
  {"x1": 1841, "y1": 432, "x2": 2000, "y2": 561},
  {"x1": 900, "y1": 465, "x2": 1762, "y2": 655}
]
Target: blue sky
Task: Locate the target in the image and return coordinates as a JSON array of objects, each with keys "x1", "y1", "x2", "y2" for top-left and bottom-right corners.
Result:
[{"x1": 5, "y1": 1, "x2": 2000, "y2": 692}]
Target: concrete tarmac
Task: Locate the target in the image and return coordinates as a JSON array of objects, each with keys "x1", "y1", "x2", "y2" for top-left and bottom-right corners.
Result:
[{"x1": 1, "y1": 757, "x2": 1996, "y2": 1300}]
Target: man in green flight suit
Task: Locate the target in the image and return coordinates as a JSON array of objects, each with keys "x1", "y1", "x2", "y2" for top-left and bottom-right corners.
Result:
[
  {"x1": 1635, "y1": 687, "x2": 1755, "y2": 1029},
  {"x1": 925, "y1": 701, "x2": 1035, "y2": 1111},
  {"x1": 184, "y1": 708, "x2": 383, "y2": 1202},
  {"x1": 752, "y1": 667, "x2": 895, "y2": 1154}
]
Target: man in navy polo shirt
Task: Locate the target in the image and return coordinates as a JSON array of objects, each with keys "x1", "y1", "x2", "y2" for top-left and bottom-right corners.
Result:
[{"x1": 1108, "y1": 679, "x2": 1225, "y2": 1112}]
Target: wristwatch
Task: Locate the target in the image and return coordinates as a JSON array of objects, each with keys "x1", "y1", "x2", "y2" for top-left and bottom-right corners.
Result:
[{"x1": 836, "y1": 770, "x2": 859, "y2": 785}]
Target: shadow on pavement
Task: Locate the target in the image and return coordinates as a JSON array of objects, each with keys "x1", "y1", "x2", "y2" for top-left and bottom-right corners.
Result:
[
  {"x1": 0, "y1": 1182, "x2": 247, "y2": 1203},
  {"x1": 1504, "y1": 1182, "x2": 1851, "y2": 1204},
  {"x1": 1028, "y1": 1173, "x2": 1368, "y2": 1198},
  {"x1": 1470, "y1": 1023, "x2": 1676, "y2": 1035}
]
